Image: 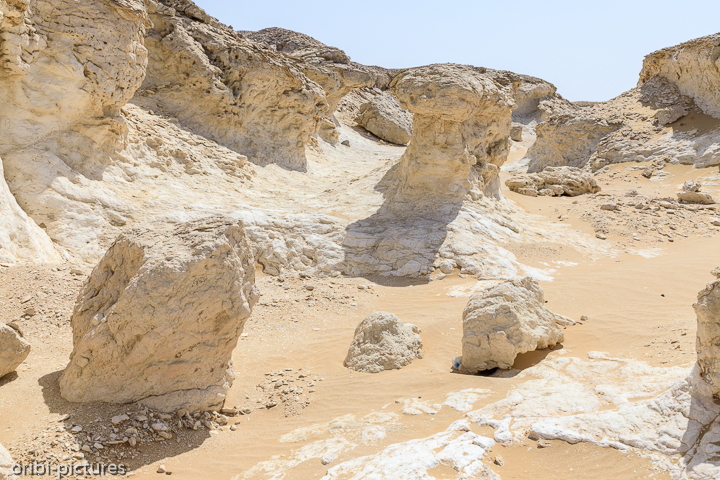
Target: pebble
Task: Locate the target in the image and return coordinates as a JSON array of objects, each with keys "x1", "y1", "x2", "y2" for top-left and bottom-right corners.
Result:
[
  {"x1": 230, "y1": 425, "x2": 238, "y2": 431},
  {"x1": 494, "y1": 456, "x2": 504, "y2": 466},
  {"x1": 70, "y1": 425, "x2": 83, "y2": 433},
  {"x1": 111, "y1": 414, "x2": 129, "y2": 425},
  {"x1": 152, "y1": 422, "x2": 169, "y2": 432},
  {"x1": 528, "y1": 432, "x2": 540, "y2": 441},
  {"x1": 157, "y1": 464, "x2": 166, "y2": 474}
]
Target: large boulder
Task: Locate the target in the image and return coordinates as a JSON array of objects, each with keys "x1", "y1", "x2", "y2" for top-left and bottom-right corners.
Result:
[
  {"x1": 354, "y1": 92, "x2": 413, "y2": 145},
  {"x1": 695, "y1": 267, "x2": 720, "y2": 398},
  {"x1": 459, "y1": 277, "x2": 570, "y2": 373},
  {"x1": 0, "y1": 443, "x2": 13, "y2": 480},
  {"x1": 0, "y1": 322, "x2": 30, "y2": 379},
  {"x1": 390, "y1": 64, "x2": 515, "y2": 200},
  {"x1": 344, "y1": 312, "x2": 423, "y2": 373},
  {"x1": 59, "y1": 216, "x2": 259, "y2": 412},
  {"x1": 505, "y1": 166, "x2": 601, "y2": 197}
]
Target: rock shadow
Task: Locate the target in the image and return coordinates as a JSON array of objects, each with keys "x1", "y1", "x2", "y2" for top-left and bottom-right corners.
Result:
[
  {"x1": 38, "y1": 370, "x2": 211, "y2": 473},
  {"x1": 341, "y1": 161, "x2": 465, "y2": 280}
]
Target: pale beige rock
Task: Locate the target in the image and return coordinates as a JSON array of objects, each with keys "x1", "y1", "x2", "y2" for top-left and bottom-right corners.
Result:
[
  {"x1": 526, "y1": 75, "x2": 719, "y2": 172},
  {"x1": 355, "y1": 92, "x2": 412, "y2": 145},
  {"x1": 390, "y1": 64, "x2": 514, "y2": 200},
  {"x1": 696, "y1": 268, "x2": 720, "y2": 398},
  {"x1": 678, "y1": 181, "x2": 716, "y2": 204},
  {"x1": 59, "y1": 216, "x2": 259, "y2": 412},
  {"x1": 0, "y1": 322, "x2": 30, "y2": 379},
  {"x1": 0, "y1": 442, "x2": 13, "y2": 480},
  {"x1": 242, "y1": 28, "x2": 389, "y2": 145},
  {"x1": 505, "y1": 166, "x2": 600, "y2": 197},
  {"x1": 344, "y1": 312, "x2": 422, "y2": 373},
  {"x1": 136, "y1": 3, "x2": 327, "y2": 171},
  {"x1": 460, "y1": 277, "x2": 569, "y2": 372},
  {"x1": 0, "y1": 156, "x2": 60, "y2": 264},
  {"x1": 639, "y1": 33, "x2": 720, "y2": 118}
]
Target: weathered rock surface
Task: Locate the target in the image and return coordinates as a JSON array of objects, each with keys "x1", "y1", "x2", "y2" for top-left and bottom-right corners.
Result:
[
  {"x1": 59, "y1": 216, "x2": 259, "y2": 412},
  {"x1": 390, "y1": 64, "x2": 514, "y2": 200},
  {"x1": 136, "y1": 2, "x2": 327, "y2": 171},
  {"x1": 695, "y1": 267, "x2": 720, "y2": 398},
  {"x1": 0, "y1": 322, "x2": 30, "y2": 379},
  {"x1": 241, "y1": 27, "x2": 389, "y2": 145},
  {"x1": 354, "y1": 92, "x2": 412, "y2": 145},
  {"x1": 0, "y1": 156, "x2": 59, "y2": 264},
  {"x1": 505, "y1": 166, "x2": 600, "y2": 197},
  {"x1": 640, "y1": 33, "x2": 720, "y2": 119},
  {"x1": 344, "y1": 312, "x2": 422, "y2": 373},
  {"x1": 0, "y1": 443, "x2": 13, "y2": 480},
  {"x1": 677, "y1": 180, "x2": 716, "y2": 204},
  {"x1": 460, "y1": 277, "x2": 569, "y2": 372},
  {"x1": 528, "y1": 63, "x2": 719, "y2": 172}
]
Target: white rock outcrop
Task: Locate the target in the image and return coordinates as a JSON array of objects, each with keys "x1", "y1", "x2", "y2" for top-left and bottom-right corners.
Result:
[
  {"x1": 59, "y1": 216, "x2": 259, "y2": 412},
  {"x1": 390, "y1": 64, "x2": 514, "y2": 200},
  {"x1": 354, "y1": 92, "x2": 413, "y2": 145},
  {"x1": 459, "y1": 277, "x2": 569, "y2": 372},
  {"x1": 505, "y1": 166, "x2": 601, "y2": 197},
  {"x1": 0, "y1": 443, "x2": 13, "y2": 480},
  {"x1": 639, "y1": 33, "x2": 720, "y2": 119},
  {"x1": 695, "y1": 267, "x2": 720, "y2": 398},
  {"x1": 344, "y1": 312, "x2": 423, "y2": 373},
  {"x1": 136, "y1": 2, "x2": 327, "y2": 171},
  {"x1": 0, "y1": 156, "x2": 59, "y2": 264},
  {"x1": 0, "y1": 322, "x2": 30, "y2": 379}
]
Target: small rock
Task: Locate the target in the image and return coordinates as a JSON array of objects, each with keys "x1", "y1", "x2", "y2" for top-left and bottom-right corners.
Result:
[
  {"x1": 266, "y1": 402, "x2": 277, "y2": 408},
  {"x1": 129, "y1": 437, "x2": 137, "y2": 447},
  {"x1": 220, "y1": 408, "x2": 238, "y2": 416},
  {"x1": 341, "y1": 140, "x2": 350, "y2": 146},
  {"x1": 528, "y1": 432, "x2": 540, "y2": 441},
  {"x1": 71, "y1": 425, "x2": 83, "y2": 433},
  {"x1": 23, "y1": 307, "x2": 35, "y2": 316},
  {"x1": 151, "y1": 422, "x2": 169, "y2": 432},
  {"x1": 158, "y1": 431, "x2": 172, "y2": 440},
  {"x1": 111, "y1": 414, "x2": 129, "y2": 425},
  {"x1": 157, "y1": 464, "x2": 166, "y2": 474},
  {"x1": 493, "y1": 456, "x2": 504, "y2": 466},
  {"x1": 538, "y1": 440, "x2": 551, "y2": 448},
  {"x1": 93, "y1": 442, "x2": 104, "y2": 450},
  {"x1": 710, "y1": 218, "x2": 720, "y2": 226},
  {"x1": 600, "y1": 203, "x2": 618, "y2": 211},
  {"x1": 20, "y1": 295, "x2": 33, "y2": 304},
  {"x1": 230, "y1": 424, "x2": 238, "y2": 431},
  {"x1": 596, "y1": 233, "x2": 607, "y2": 240},
  {"x1": 70, "y1": 268, "x2": 84, "y2": 276}
]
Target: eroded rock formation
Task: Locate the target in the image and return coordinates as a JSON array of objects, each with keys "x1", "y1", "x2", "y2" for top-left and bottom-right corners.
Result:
[
  {"x1": 354, "y1": 91, "x2": 413, "y2": 145},
  {"x1": 506, "y1": 166, "x2": 600, "y2": 197},
  {"x1": 136, "y1": 3, "x2": 326, "y2": 171},
  {"x1": 695, "y1": 267, "x2": 720, "y2": 398},
  {"x1": 528, "y1": 66, "x2": 720, "y2": 172},
  {"x1": 59, "y1": 216, "x2": 258, "y2": 412},
  {"x1": 0, "y1": 322, "x2": 30, "y2": 379},
  {"x1": 677, "y1": 180, "x2": 716, "y2": 205},
  {"x1": 344, "y1": 312, "x2": 423, "y2": 373},
  {"x1": 640, "y1": 33, "x2": 720, "y2": 119},
  {"x1": 390, "y1": 64, "x2": 515, "y2": 200},
  {"x1": 460, "y1": 277, "x2": 571, "y2": 373}
]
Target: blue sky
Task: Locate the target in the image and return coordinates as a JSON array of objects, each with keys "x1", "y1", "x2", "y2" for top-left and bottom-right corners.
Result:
[{"x1": 194, "y1": 1, "x2": 720, "y2": 102}]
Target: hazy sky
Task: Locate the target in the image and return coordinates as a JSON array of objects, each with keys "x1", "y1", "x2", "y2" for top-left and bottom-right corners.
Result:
[{"x1": 194, "y1": 1, "x2": 720, "y2": 102}]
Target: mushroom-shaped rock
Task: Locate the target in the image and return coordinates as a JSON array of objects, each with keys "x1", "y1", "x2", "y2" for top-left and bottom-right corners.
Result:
[
  {"x1": 459, "y1": 277, "x2": 570, "y2": 373},
  {"x1": 390, "y1": 64, "x2": 515, "y2": 199},
  {"x1": 0, "y1": 322, "x2": 30, "y2": 379},
  {"x1": 696, "y1": 268, "x2": 720, "y2": 398},
  {"x1": 59, "y1": 216, "x2": 259, "y2": 412},
  {"x1": 506, "y1": 166, "x2": 601, "y2": 197},
  {"x1": 355, "y1": 92, "x2": 413, "y2": 145},
  {"x1": 344, "y1": 312, "x2": 423, "y2": 373}
]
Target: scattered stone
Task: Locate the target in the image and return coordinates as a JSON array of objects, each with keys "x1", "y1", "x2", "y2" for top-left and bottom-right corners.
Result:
[
  {"x1": 344, "y1": 312, "x2": 423, "y2": 373},
  {"x1": 493, "y1": 455, "x2": 504, "y2": 466},
  {"x1": 459, "y1": 277, "x2": 570, "y2": 373},
  {"x1": 678, "y1": 181, "x2": 716, "y2": 204},
  {"x1": 157, "y1": 464, "x2": 167, "y2": 474},
  {"x1": 510, "y1": 124, "x2": 523, "y2": 142},
  {"x1": 111, "y1": 414, "x2": 129, "y2": 425},
  {"x1": 600, "y1": 203, "x2": 618, "y2": 211},
  {"x1": 341, "y1": 140, "x2": 350, "y2": 146}
]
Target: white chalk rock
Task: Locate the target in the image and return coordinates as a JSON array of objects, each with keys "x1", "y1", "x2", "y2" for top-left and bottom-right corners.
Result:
[
  {"x1": 506, "y1": 166, "x2": 600, "y2": 197},
  {"x1": 460, "y1": 277, "x2": 568, "y2": 372},
  {"x1": 0, "y1": 323, "x2": 30, "y2": 379},
  {"x1": 59, "y1": 216, "x2": 259, "y2": 412},
  {"x1": 344, "y1": 312, "x2": 422, "y2": 373},
  {"x1": 0, "y1": 442, "x2": 14, "y2": 480},
  {"x1": 696, "y1": 268, "x2": 720, "y2": 398},
  {"x1": 355, "y1": 92, "x2": 413, "y2": 145}
]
